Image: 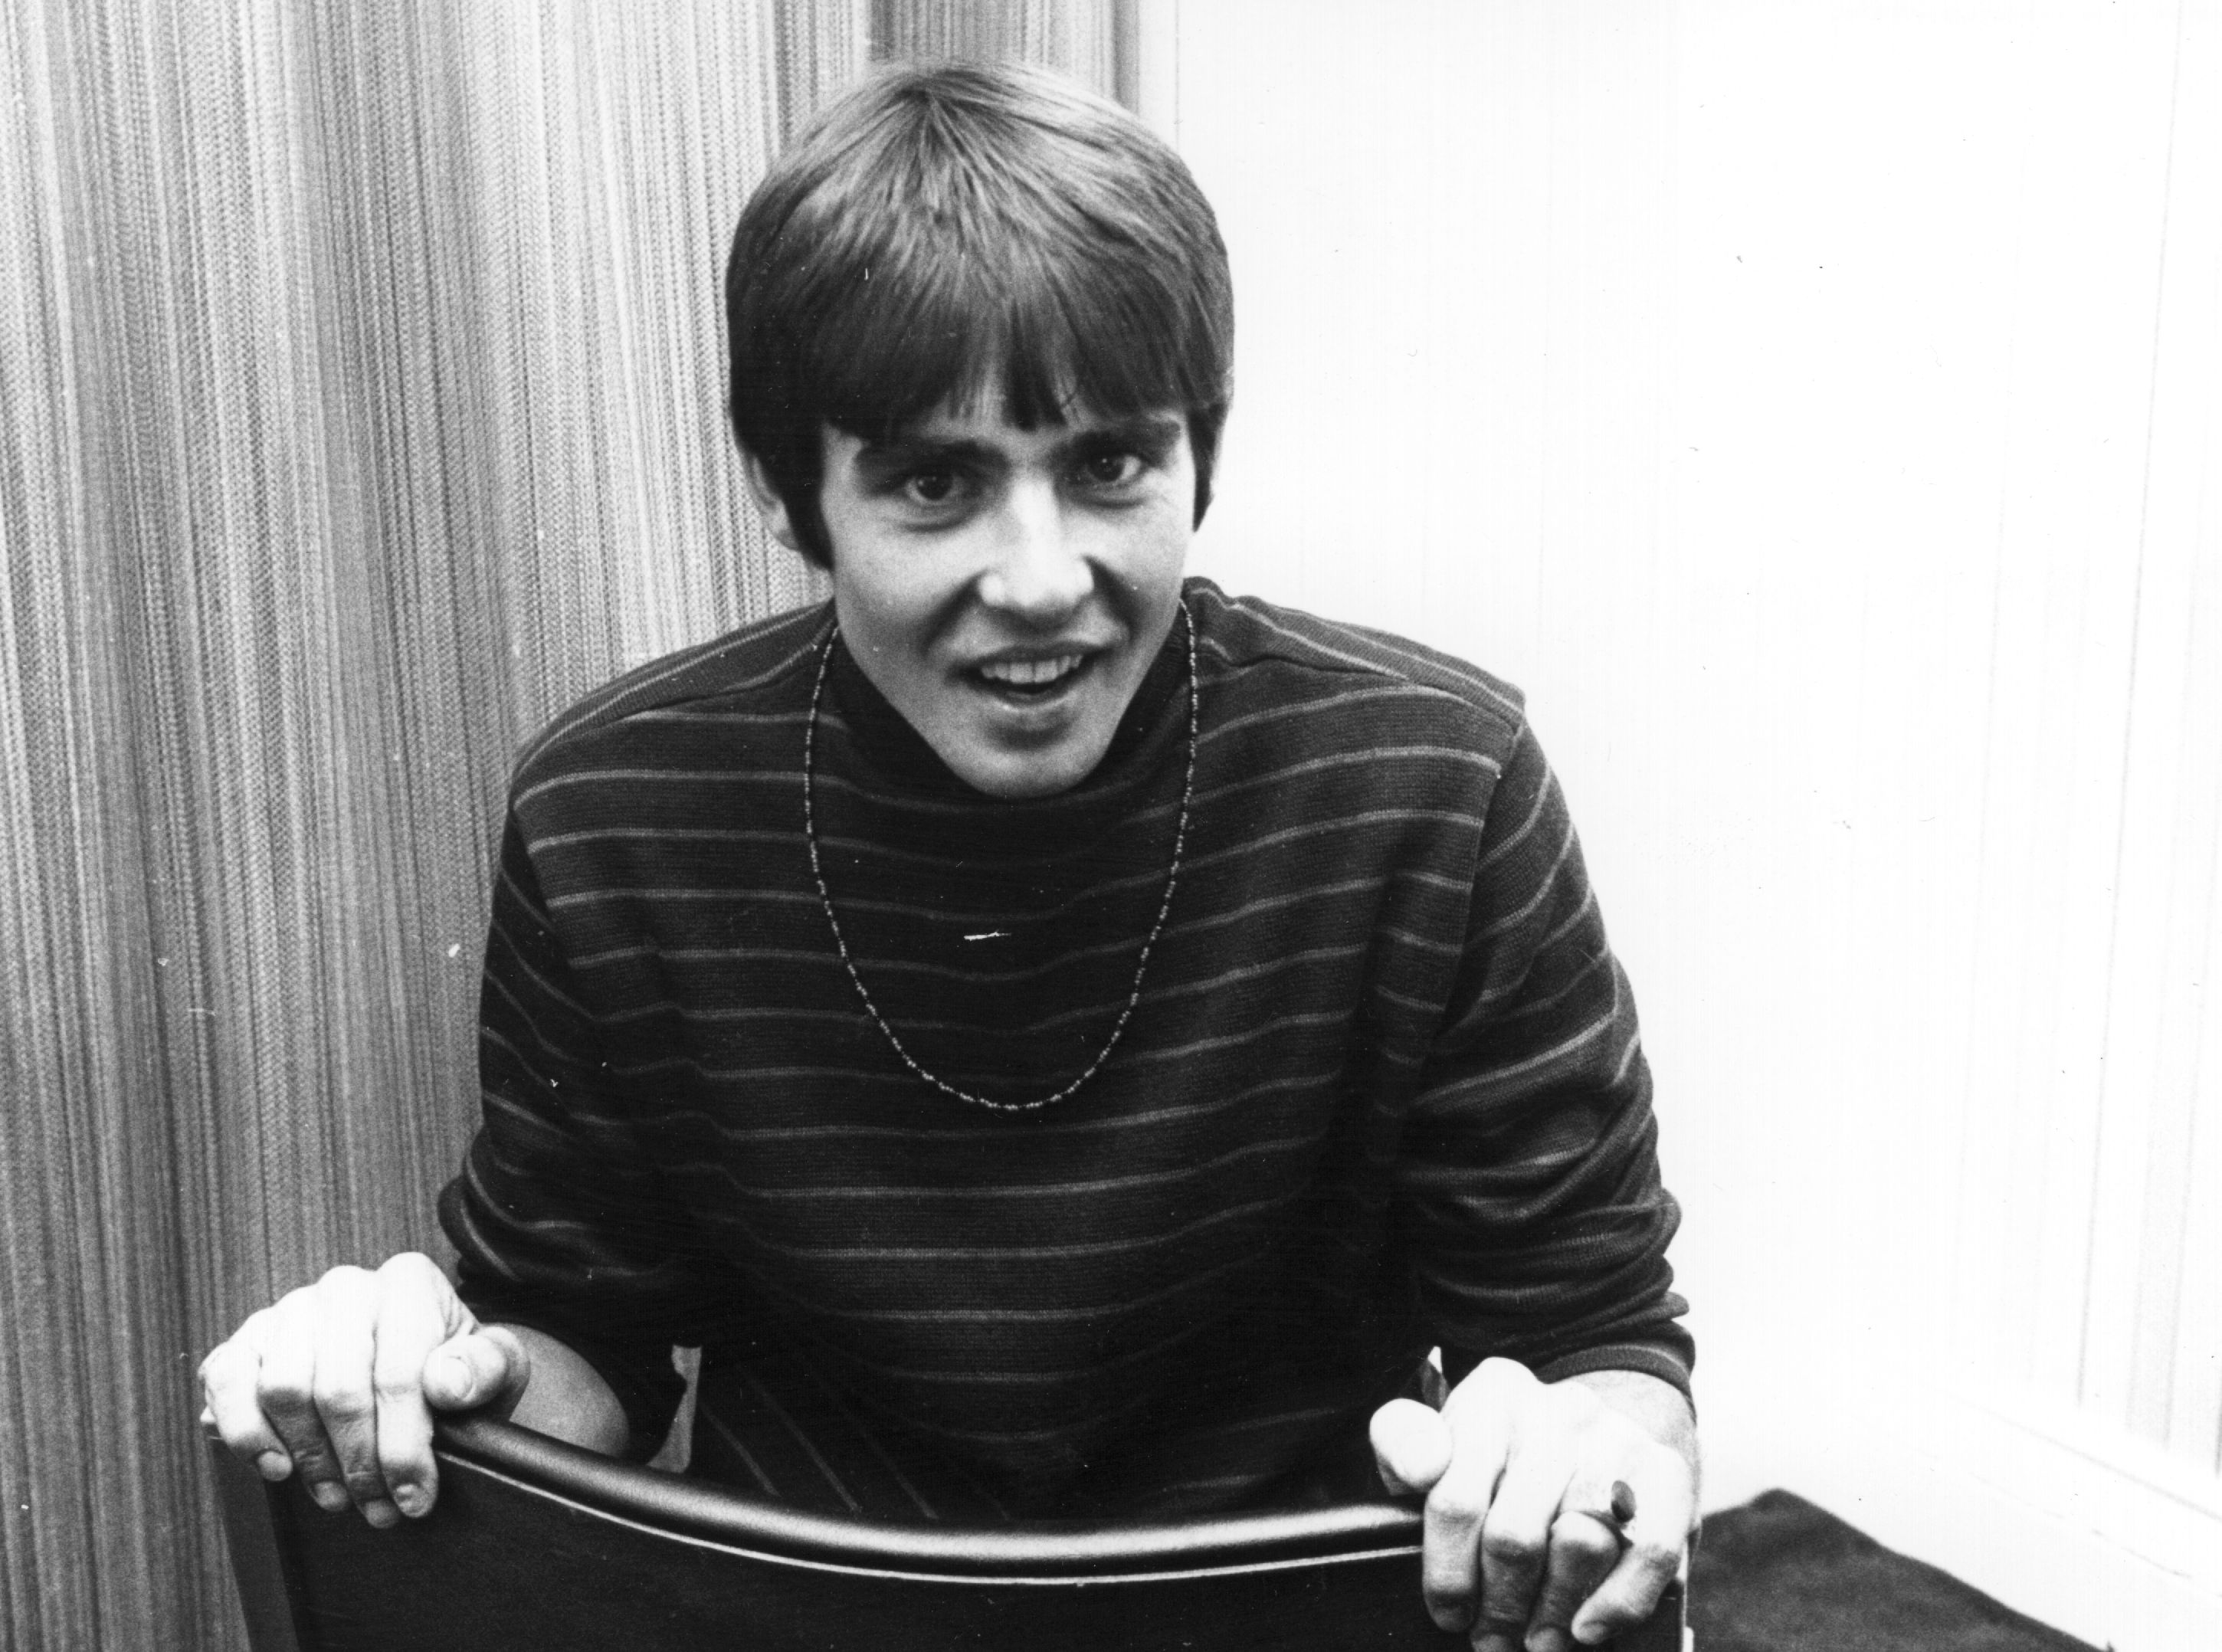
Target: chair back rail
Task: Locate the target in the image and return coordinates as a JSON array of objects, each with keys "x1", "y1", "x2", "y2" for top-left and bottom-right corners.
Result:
[{"x1": 207, "y1": 1415, "x2": 1685, "y2": 1650}]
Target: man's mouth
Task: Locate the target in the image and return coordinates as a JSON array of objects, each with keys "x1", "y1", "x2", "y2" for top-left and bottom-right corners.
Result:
[{"x1": 974, "y1": 653, "x2": 1089, "y2": 697}]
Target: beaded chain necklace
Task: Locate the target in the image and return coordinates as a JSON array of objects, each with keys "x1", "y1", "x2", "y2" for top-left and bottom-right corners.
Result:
[{"x1": 802, "y1": 599, "x2": 1198, "y2": 1113}]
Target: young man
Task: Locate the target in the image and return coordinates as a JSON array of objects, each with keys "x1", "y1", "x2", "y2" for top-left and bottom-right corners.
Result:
[{"x1": 203, "y1": 62, "x2": 1696, "y2": 1649}]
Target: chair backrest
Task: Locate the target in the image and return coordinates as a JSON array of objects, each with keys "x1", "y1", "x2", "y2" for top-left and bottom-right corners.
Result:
[{"x1": 208, "y1": 1414, "x2": 1684, "y2": 1650}]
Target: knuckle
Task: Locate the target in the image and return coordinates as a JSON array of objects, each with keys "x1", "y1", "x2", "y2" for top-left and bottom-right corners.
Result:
[
  {"x1": 258, "y1": 1371, "x2": 313, "y2": 1411},
  {"x1": 378, "y1": 1250, "x2": 439, "y2": 1287},
  {"x1": 1549, "y1": 1514, "x2": 1616, "y2": 1564},
  {"x1": 1630, "y1": 1538, "x2": 1682, "y2": 1579},
  {"x1": 1421, "y1": 1565, "x2": 1475, "y2": 1611},
  {"x1": 1583, "y1": 1599, "x2": 1643, "y2": 1634},
  {"x1": 1480, "y1": 1522, "x2": 1543, "y2": 1568},
  {"x1": 378, "y1": 1433, "x2": 428, "y2": 1477},
  {"x1": 311, "y1": 1381, "x2": 372, "y2": 1424},
  {"x1": 1425, "y1": 1481, "x2": 1486, "y2": 1530},
  {"x1": 372, "y1": 1372, "x2": 424, "y2": 1407},
  {"x1": 208, "y1": 1405, "x2": 269, "y2": 1453},
  {"x1": 1579, "y1": 1571, "x2": 1654, "y2": 1627},
  {"x1": 318, "y1": 1264, "x2": 375, "y2": 1296}
]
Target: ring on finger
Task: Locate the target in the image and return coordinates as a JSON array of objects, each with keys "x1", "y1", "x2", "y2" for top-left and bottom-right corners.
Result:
[{"x1": 1565, "y1": 1478, "x2": 1638, "y2": 1539}]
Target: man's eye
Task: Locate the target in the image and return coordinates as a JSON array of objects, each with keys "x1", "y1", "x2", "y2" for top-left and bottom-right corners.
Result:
[
  {"x1": 1075, "y1": 452, "x2": 1142, "y2": 489},
  {"x1": 904, "y1": 469, "x2": 962, "y2": 506}
]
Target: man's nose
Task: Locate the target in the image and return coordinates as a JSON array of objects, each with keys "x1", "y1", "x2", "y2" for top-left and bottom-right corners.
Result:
[{"x1": 975, "y1": 479, "x2": 1093, "y2": 621}]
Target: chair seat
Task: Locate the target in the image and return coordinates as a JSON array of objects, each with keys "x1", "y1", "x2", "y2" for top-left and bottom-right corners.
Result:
[{"x1": 208, "y1": 1414, "x2": 1684, "y2": 1650}]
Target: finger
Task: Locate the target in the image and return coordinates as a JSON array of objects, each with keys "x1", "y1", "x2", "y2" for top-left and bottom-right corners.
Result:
[
  {"x1": 255, "y1": 1288, "x2": 349, "y2": 1513},
  {"x1": 1473, "y1": 1412, "x2": 1578, "y2": 1649},
  {"x1": 1525, "y1": 1506, "x2": 1624, "y2": 1652},
  {"x1": 1417, "y1": 1400, "x2": 1512, "y2": 1634},
  {"x1": 308, "y1": 1266, "x2": 398, "y2": 1527},
  {"x1": 421, "y1": 1325, "x2": 530, "y2": 1414},
  {"x1": 1568, "y1": 1473, "x2": 1691, "y2": 1646},
  {"x1": 369, "y1": 1256, "x2": 457, "y2": 1520},
  {"x1": 1370, "y1": 1398, "x2": 1453, "y2": 1496},
  {"x1": 199, "y1": 1317, "x2": 294, "y2": 1482}
]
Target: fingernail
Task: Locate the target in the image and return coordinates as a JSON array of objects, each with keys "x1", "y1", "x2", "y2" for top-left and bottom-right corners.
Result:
[
  {"x1": 254, "y1": 1451, "x2": 291, "y2": 1482},
  {"x1": 392, "y1": 1485, "x2": 428, "y2": 1518},
  {"x1": 362, "y1": 1498, "x2": 401, "y2": 1529},
  {"x1": 310, "y1": 1483, "x2": 349, "y2": 1513}
]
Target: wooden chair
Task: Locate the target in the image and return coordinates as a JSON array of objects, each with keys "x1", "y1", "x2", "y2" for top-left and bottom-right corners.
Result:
[{"x1": 208, "y1": 1414, "x2": 1685, "y2": 1650}]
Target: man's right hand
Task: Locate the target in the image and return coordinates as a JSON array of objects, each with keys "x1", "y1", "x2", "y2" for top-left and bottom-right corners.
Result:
[{"x1": 199, "y1": 1251, "x2": 531, "y2": 1527}]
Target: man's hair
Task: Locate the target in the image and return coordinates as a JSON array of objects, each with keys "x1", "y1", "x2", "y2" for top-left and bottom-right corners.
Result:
[{"x1": 725, "y1": 61, "x2": 1234, "y2": 566}]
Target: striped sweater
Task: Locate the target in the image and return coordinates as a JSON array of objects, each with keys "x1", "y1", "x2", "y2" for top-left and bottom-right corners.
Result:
[{"x1": 441, "y1": 579, "x2": 1690, "y2": 1519}]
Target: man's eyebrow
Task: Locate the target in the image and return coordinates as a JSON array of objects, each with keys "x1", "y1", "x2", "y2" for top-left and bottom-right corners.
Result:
[
  {"x1": 1066, "y1": 414, "x2": 1185, "y2": 449},
  {"x1": 851, "y1": 434, "x2": 1001, "y2": 480},
  {"x1": 852, "y1": 414, "x2": 1185, "y2": 479},
  {"x1": 1052, "y1": 414, "x2": 1186, "y2": 461}
]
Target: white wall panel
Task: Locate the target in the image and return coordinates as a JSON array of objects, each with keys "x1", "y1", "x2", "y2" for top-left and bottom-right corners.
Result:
[
  {"x1": 2077, "y1": 0, "x2": 2222, "y2": 1470},
  {"x1": 1159, "y1": 2, "x2": 2222, "y2": 1643}
]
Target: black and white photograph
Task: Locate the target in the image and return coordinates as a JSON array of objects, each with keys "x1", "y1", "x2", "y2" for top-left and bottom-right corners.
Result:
[{"x1": 1, "y1": 4, "x2": 2216, "y2": 1649}]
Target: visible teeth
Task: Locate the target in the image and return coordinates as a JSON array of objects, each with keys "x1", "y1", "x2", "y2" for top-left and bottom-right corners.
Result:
[{"x1": 980, "y1": 654, "x2": 1082, "y2": 687}]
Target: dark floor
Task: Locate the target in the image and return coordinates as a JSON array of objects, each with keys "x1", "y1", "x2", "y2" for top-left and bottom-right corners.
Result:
[{"x1": 1689, "y1": 1492, "x2": 2100, "y2": 1652}]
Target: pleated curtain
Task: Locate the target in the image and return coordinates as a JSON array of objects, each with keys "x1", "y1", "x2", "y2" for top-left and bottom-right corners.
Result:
[{"x1": 0, "y1": 2, "x2": 1128, "y2": 1646}]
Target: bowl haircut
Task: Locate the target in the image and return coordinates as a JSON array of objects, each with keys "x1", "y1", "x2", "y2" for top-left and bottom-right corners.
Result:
[{"x1": 725, "y1": 61, "x2": 1235, "y2": 568}]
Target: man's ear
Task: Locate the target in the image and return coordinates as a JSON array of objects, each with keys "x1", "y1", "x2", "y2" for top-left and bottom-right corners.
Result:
[{"x1": 739, "y1": 450, "x2": 805, "y2": 553}]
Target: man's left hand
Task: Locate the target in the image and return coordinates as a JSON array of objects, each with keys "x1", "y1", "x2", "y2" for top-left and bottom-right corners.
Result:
[{"x1": 1369, "y1": 1358, "x2": 1696, "y2": 1650}]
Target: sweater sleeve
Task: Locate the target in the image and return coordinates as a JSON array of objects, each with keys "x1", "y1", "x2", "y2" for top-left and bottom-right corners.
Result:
[
  {"x1": 438, "y1": 811, "x2": 741, "y2": 1458},
  {"x1": 1396, "y1": 717, "x2": 1693, "y2": 1397}
]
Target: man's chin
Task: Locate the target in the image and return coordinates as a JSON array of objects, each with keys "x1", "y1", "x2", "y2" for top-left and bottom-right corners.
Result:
[
  {"x1": 942, "y1": 729, "x2": 1115, "y2": 800},
  {"x1": 952, "y1": 754, "x2": 1098, "y2": 800}
]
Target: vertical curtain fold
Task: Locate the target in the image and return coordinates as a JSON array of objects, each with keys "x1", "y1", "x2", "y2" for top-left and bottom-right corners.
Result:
[
  {"x1": 871, "y1": 0, "x2": 1136, "y2": 102},
  {"x1": 2, "y1": 2, "x2": 1124, "y2": 1645}
]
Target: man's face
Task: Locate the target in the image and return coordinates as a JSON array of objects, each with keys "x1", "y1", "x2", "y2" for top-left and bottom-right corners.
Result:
[{"x1": 758, "y1": 397, "x2": 1194, "y2": 799}]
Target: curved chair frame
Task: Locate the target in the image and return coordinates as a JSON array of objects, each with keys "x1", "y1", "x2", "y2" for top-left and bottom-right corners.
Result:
[{"x1": 208, "y1": 1414, "x2": 1684, "y2": 1650}]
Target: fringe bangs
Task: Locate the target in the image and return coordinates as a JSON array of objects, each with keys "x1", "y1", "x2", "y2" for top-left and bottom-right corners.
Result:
[{"x1": 799, "y1": 175, "x2": 1223, "y2": 442}]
